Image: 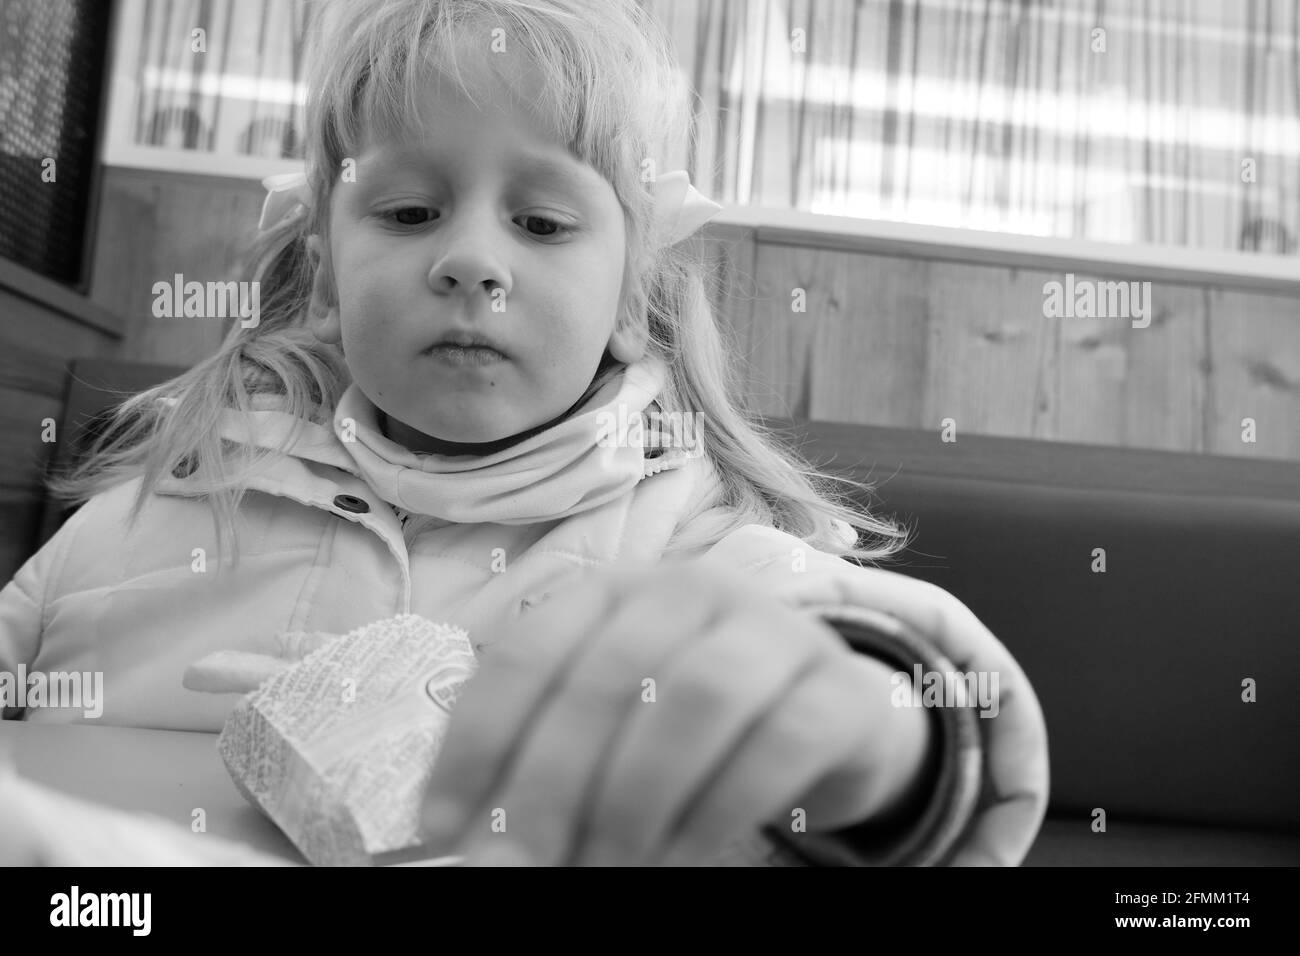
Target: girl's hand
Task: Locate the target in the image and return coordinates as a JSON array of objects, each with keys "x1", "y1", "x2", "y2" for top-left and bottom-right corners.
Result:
[
  {"x1": 182, "y1": 629, "x2": 342, "y2": 694},
  {"x1": 417, "y1": 561, "x2": 929, "y2": 866}
]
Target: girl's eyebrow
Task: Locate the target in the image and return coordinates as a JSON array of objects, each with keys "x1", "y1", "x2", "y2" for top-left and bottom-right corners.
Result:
[{"x1": 512, "y1": 156, "x2": 594, "y2": 195}]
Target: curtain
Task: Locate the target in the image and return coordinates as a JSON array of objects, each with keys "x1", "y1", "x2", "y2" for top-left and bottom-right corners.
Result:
[{"x1": 650, "y1": 0, "x2": 1300, "y2": 254}]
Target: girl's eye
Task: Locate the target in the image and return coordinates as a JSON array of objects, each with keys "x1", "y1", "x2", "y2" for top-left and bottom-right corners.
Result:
[
  {"x1": 388, "y1": 207, "x2": 432, "y2": 226},
  {"x1": 519, "y1": 215, "x2": 569, "y2": 238},
  {"x1": 379, "y1": 207, "x2": 570, "y2": 238}
]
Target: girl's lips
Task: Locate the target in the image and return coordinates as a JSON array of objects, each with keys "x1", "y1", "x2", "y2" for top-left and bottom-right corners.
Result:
[{"x1": 428, "y1": 344, "x2": 507, "y2": 367}]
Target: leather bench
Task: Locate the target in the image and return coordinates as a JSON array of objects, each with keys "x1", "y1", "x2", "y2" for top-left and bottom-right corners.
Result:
[{"x1": 777, "y1": 417, "x2": 1300, "y2": 865}]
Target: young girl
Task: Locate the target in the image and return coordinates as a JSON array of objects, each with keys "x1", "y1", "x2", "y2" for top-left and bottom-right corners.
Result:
[{"x1": 4, "y1": 0, "x2": 1047, "y2": 866}]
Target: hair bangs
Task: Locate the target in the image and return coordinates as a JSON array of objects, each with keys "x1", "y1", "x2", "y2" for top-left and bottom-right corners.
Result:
[{"x1": 309, "y1": 1, "x2": 620, "y2": 192}]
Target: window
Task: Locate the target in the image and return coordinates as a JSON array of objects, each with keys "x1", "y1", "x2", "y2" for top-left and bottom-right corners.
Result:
[
  {"x1": 0, "y1": 0, "x2": 113, "y2": 288},
  {"x1": 104, "y1": 0, "x2": 310, "y2": 178}
]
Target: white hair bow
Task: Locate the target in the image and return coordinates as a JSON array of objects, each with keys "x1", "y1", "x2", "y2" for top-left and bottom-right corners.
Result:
[
  {"x1": 646, "y1": 170, "x2": 723, "y2": 245},
  {"x1": 257, "y1": 171, "x2": 313, "y2": 231},
  {"x1": 258, "y1": 168, "x2": 722, "y2": 245}
]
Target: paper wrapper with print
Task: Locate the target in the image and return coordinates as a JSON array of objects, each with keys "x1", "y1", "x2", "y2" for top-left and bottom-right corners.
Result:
[{"x1": 217, "y1": 613, "x2": 477, "y2": 866}]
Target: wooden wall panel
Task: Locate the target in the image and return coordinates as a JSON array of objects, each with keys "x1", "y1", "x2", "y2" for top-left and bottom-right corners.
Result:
[
  {"x1": 1205, "y1": 289, "x2": 1300, "y2": 460},
  {"x1": 749, "y1": 242, "x2": 854, "y2": 419},
  {"x1": 741, "y1": 241, "x2": 1300, "y2": 460},
  {"x1": 90, "y1": 167, "x2": 267, "y2": 366},
  {"x1": 1106, "y1": 283, "x2": 1209, "y2": 454},
  {"x1": 916, "y1": 261, "x2": 1055, "y2": 439},
  {"x1": 806, "y1": 250, "x2": 930, "y2": 428},
  {"x1": 1049, "y1": 277, "x2": 1212, "y2": 451}
]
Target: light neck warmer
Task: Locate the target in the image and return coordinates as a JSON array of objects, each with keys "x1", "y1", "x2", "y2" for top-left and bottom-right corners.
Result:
[{"x1": 333, "y1": 354, "x2": 677, "y2": 525}]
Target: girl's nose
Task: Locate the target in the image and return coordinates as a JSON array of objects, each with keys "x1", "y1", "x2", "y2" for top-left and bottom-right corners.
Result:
[{"x1": 426, "y1": 211, "x2": 512, "y2": 300}]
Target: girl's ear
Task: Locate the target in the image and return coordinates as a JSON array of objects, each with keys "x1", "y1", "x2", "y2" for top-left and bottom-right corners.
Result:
[
  {"x1": 305, "y1": 234, "x2": 342, "y2": 345},
  {"x1": 608, "y1": 303, "x2": 648, "y2": 364}
]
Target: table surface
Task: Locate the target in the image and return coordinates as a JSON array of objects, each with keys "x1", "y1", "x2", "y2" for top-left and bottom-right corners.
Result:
[
  {"x1": 4, "y1": 720, "x2": 1298, "y2": 866},
  {"x1": 1, "y1": 720, "x2": 304, "y2": 862}
]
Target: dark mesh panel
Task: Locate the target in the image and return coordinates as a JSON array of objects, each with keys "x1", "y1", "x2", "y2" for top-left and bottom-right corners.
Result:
[{"x1": 0, "y1": 0, "x2": 112, "y2": 288}]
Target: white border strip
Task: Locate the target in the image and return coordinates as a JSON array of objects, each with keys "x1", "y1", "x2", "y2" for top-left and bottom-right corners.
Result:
[{"x1": 106, "y1": 145, "x2": 304, "y2": 180}]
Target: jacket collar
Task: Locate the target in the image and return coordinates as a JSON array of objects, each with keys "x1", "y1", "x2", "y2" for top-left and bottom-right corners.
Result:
[
  {"x1": 151, "y1": 354, "x2": 680, "y2": 527},
  {"x1": 151, "y1": 393, "x2": 376, "y2": 509},
  {"x1": 331, "y1": 355, "x2": 672, "y2": 525}
]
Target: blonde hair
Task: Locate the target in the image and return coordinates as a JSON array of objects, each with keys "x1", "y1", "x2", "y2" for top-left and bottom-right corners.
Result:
[{"x1": 46, "y1": 0, "x2": 910, "y2": 571}]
